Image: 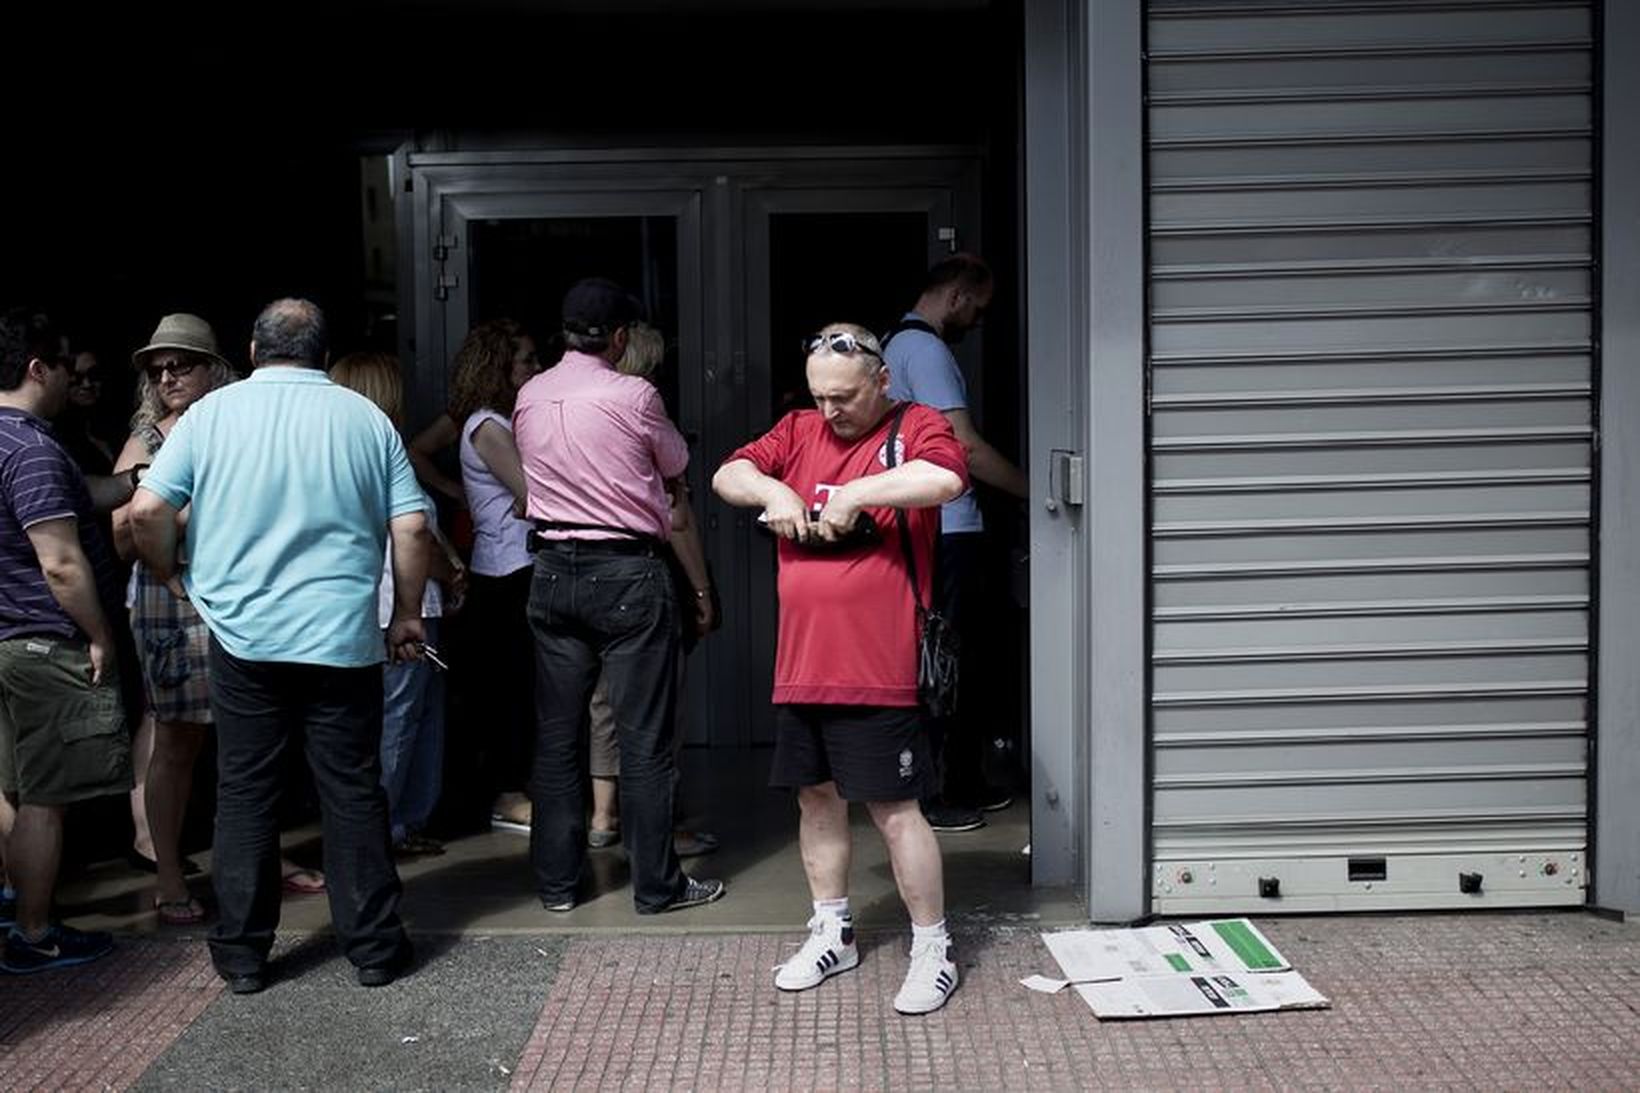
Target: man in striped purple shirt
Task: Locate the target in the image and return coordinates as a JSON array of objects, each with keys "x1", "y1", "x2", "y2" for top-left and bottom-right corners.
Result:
[{"x1": 0, "y1": 309, "x2": 134, "y2": 975}]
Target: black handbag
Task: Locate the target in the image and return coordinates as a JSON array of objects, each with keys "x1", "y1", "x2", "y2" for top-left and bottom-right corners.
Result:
[{"x1": 884, "y1": 404, "x2": 961, "y2": 719}]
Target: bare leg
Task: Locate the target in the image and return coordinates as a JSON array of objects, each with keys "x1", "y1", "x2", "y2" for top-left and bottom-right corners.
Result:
[
  {"x1": 146, "y1": 719, "x2": 208, "y2": 905},
  {"x1": 9, "y1": 803, "x2": 65, "y2": 935},
  {"x1": 129, "y1": 711, "x2": 156, "y2": 860},
  {"x1": 0, "y1": 792, "x2": 15, "y2": 887},
  {"x1": 796, "y1": 783, "x2": 852, "y2": 901},
  {"x1": 590, "y1": 776, "x2": 620, "y2": 834},
  {"x1": 866, "y1": 799, "x2": 945, "y2": 926}
]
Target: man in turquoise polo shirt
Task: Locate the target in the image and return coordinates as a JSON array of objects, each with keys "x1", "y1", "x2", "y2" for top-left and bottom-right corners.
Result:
[{"x1": 130, "y1": 298, "x2": 431, "y2": 994}]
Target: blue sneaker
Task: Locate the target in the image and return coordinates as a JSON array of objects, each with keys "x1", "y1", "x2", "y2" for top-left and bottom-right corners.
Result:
[{"x1": 1, "y1": 924, "x2": 114, "y2": 974}]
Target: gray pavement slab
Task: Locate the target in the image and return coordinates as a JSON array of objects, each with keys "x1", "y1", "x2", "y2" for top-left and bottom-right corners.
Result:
[{"x1": 131, "y1": 935, "x2": 565, "y2": 1093}]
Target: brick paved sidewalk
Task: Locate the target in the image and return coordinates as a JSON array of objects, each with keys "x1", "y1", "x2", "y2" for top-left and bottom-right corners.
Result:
[
  {"x1": 510, "y1": 914, "x2": 1640, "y2": 1091},
  {"x1": 1, "y1": 912, "x2": 1636, "y2": 1090}
]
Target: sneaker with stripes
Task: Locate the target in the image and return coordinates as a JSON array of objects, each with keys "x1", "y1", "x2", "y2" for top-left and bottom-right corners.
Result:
[
  {"x1": 893, "y1": 936, "x2": 959, "y2": 1015},
  {"x1": 774, "y1": 913, "x2": 858, "y2": 991}
]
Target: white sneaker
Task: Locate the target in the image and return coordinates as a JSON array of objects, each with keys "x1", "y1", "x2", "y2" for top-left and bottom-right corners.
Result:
[
  {"x1": 893, "y1": 936, "x2": 959, "y2": 1015},
  {"x1": 774, "y1": 914, "x2": 858, "y2": 991}
]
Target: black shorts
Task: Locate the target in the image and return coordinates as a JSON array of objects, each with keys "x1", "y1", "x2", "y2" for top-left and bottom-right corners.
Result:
[{"x1": 769, "y1": 704, "x2": 932, "y2": 802}]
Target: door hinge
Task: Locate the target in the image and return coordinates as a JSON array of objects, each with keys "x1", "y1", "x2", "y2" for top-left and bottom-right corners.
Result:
[
  {"x1": 434, "y1": 271, "x2": 460, "y2": 301},
  {"x1": 937, "y1": 226, "x2": 958, "y2": 253},
  {"x1": 432, "y1": 234, "x2": 459, "y2": 261}
]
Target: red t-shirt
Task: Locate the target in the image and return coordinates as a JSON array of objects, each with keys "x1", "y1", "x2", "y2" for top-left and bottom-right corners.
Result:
[{"x1": 726, "y1": 403, "x2": 968, "y2": 706}]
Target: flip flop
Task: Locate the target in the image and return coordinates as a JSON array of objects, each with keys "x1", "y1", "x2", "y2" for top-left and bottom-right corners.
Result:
[
  {"x1": 281, "y1": 867, "x2": 327, "y2": 895},
  {"x1": 154, "y1": 897, "x2": 207, "y2": 925}
]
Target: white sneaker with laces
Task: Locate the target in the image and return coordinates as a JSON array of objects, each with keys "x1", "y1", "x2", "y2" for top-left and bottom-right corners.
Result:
[
  {"x1": 893, "y1": 936, "x2": 959, "y2": 1015},
  {"x1": 774, "y1": 914, "x2": 858, "y2": 991}
]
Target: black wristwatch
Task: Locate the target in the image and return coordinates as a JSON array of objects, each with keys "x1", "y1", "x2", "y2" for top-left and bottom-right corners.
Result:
[{"x1": 127, "y1": 463, "x2": 150, "y2": 492}]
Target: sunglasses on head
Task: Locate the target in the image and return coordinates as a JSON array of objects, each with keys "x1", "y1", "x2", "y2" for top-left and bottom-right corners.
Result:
[
  {"x1": 144, "y1": 359, "x2": 200, "y2": 382},
  {"x1": 802, "y1": 331, "x2": 882, "y2": 359}
]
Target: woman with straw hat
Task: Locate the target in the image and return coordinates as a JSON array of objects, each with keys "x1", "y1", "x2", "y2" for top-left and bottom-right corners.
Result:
[{"x1": 110, "y1": 314, "x2": 324, "y2": 924}]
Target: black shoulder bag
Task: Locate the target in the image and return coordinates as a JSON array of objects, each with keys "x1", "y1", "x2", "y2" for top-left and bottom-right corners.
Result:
[{"x1": 884, "y1": 404, "x2": 960, "y2": 719}]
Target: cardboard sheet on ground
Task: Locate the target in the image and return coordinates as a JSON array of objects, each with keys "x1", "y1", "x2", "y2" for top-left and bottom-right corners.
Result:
[
  {"x1": 1041, "y1": 918, "x2": 1290, "y2": 982},
  {"x1": 1036, "y1": 918, "x2": 1329, "y2": 1019}
]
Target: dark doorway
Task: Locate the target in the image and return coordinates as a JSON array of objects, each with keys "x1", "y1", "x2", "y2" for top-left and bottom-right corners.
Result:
[
  {"x1": 765, "y1": 211, "x2": 929, "y2": 423},
  {"x1": 470, "y1": 216, "x2": 682, "y2": 414}
]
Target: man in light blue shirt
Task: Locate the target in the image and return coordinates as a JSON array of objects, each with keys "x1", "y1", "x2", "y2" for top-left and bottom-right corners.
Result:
[
  {"x1": 131, "y1": 298, "x2": 430, "y2": 994},
  {"x1": 884, "y1": 254, "x2": 1028, "y2": 833}
]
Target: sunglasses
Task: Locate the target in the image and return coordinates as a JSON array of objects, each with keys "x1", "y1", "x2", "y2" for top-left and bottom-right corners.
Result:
[
  {"x1": 145, "y1": 359, "x2": 200, "y2": 382},
  {"x1": 802, "y1": 331, "x2": 882, "y2": 359}
]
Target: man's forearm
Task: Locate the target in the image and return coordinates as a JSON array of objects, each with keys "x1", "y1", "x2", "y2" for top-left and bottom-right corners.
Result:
[
  {"x1": 389, "y1": 519, "x2": 432, "y2": 623},
  {"x1": 967, "y1": 441, "x2": 1029, "y2": 499},
  {"x1": 844, "y1": 460, "x2": 964, "y2": 510},
  {"x1": 128, "y1": 495, "x2": 180, "y2": 580},
  {"x1": 85, "y1": 472, "x2": 138, "y2": 515},
  {"x1": 712, "y1": 460, "x2": 783, "y2": 508}
]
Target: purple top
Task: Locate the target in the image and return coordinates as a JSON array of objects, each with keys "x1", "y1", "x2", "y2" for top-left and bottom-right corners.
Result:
[
  {"x1": 0, "y1": 408, "x2": 120, "y2": 641},
  {"x1": 513, "y1": 351, "x2": 688, "y2": 541}
]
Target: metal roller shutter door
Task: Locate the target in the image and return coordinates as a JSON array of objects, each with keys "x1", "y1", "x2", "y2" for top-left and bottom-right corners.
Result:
[{"x1": 1146, "y1": 0, "x2": 1593, "y2": 912}]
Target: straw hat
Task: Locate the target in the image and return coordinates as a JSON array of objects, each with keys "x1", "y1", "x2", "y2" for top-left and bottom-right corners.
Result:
[{"x1": 131, "y1": 313, "x2": 232, "y2": 371}]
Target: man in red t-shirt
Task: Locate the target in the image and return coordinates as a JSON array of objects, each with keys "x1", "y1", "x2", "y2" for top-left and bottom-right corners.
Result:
[{"x1": 714, "y1": 322, "x2": 968, "y2": 1015}]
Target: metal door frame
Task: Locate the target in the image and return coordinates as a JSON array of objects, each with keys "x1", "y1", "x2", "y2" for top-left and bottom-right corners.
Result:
[
  {"x1": 732, "y1": 181, "x2": 975, "y2": 746},
  {"x1": 395, "y1": 151, "x2": 1079, "y2": 880}
]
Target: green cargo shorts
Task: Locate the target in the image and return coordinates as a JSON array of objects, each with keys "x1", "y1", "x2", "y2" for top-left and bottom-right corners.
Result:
[{"x1": 0, "y1": 636, "x2": 133, "y2": 805}]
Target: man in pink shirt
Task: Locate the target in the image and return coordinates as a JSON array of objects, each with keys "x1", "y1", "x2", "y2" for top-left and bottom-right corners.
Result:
[{"x1": 512, "y1": 279, "x2": 724, "y2": 915}]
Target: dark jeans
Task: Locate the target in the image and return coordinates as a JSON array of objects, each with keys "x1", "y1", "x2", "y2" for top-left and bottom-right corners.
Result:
[
  {"x1": 927, "y1": 531, "x2": 1002, "y2": 805},
  {"x1": 205, "y1": 637, "x2": 407, "y2": 976},
  {"x1": 526, "y1": 543, "x2": 685, "y2": 912},
  {"x1": 466, "y1": 567, "x2": 535, "y2": 798}
]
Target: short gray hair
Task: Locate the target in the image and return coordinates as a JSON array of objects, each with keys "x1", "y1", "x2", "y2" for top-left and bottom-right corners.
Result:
[{"x1": 251, "y1": 298, "x2": 328, "y2": 367}]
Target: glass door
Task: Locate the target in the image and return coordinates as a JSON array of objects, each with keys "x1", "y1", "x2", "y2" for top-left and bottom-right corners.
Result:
[
  {"x1": 423, "y1": 184, "x2": 715, "y2": 743},
  {"x1": 726, "y1": 185, "x2": 973, "y2": 745}
]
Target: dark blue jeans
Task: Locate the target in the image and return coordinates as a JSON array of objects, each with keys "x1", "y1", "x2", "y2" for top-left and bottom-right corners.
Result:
[
  {"x1": 526, "y1": 544, "x2": 685, "y2": 912},
  {"x1": 205, "y1": 637, "x2": 407, "y2": 976},
  {"x1": 929, "y1": 531, "x2": 989, "y2": 804}
]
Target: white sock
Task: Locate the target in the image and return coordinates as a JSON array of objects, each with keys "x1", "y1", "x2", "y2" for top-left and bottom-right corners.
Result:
[
  {"x1": 911, "y1": 919, "x2": 948, "y2": 947},
  {"x1": 813, "y1": 897, "x2": 851, "y2": 922}
]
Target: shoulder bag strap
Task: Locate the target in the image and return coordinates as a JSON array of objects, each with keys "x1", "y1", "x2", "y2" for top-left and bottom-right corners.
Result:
[
  {"x1": 881, "y1": 316, "x2": 941, "y2": 349},
  {"x1": 884, "y1": 403, "x2": 926, "y2": 614}
]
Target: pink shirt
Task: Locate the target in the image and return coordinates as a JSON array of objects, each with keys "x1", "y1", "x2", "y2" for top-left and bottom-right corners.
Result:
[{"x1": 512, "y1": 351, "x2": 688, "y2": 541}]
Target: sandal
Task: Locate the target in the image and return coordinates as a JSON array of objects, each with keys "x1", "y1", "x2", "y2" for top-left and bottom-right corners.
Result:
[
  {"x1": 154, "y1": 896, "x2": 206, "y2": 925},
  {"x1": 281, "y1": 867, "x2": 327, "y2": 895}
]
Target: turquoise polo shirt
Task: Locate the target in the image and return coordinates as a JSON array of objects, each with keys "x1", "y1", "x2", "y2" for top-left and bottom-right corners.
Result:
[{"x1": 140, "y1": 366, "x2": 427, "y2": 667}]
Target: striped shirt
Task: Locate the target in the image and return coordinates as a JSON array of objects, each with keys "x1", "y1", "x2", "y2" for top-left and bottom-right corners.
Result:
[{"x1": 0, "y1": 408, "x2": 120, "y2": 641}]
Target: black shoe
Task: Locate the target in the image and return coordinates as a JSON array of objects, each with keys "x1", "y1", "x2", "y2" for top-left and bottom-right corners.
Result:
[
  {"x1": 975, "y1": 789, "x2": 1014, "y2": 813},
  {"x1": 356, "y1": 943, "x2": 414, "y2": 988},
  {"x1": 126, "y1": 849, "x2": 201, "y2": 877},
  {"x1": 224, "y1": 971, "x2": 267, "y2": 995},
  {"x1": 652, "y1": 876, "x2": 725, "y2": 913},
  {"x1": 923, "y1": 802, "x2": 985, "y2": 833}
]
